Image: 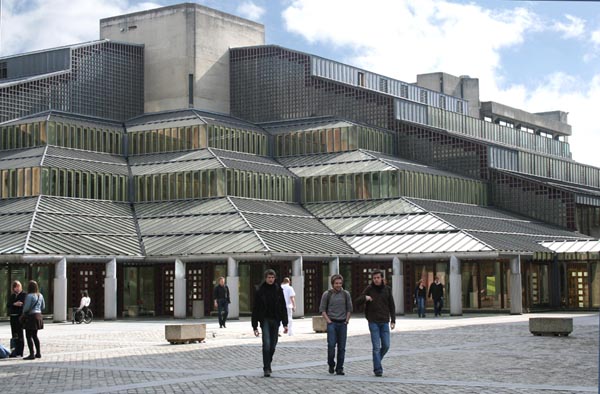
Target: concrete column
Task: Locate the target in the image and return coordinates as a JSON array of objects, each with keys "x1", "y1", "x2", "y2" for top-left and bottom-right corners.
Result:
[
  {"x1": 510, "y1": 256, "x2": 523, "y2": 315},
  {"x1": 392, "y1": 257, "x2": 404, "y2": 315},
  {"x1": 328, "y1": 256, "x2": 340, "y2": 289},
  {"x1": 292, "y1": 256, "x2": 304, "y2": 318},
  {"x1": 53, "y1": 257, "x2": 67, "y2": 322},
  {"x1": 449, "y1": 255, "x2": 462, "y2": 316},
  {"x1": 104, "y1": 258, "x2": 117, "y2": 320},
  {"x1": 174, "y1": 259, "x2": 186, "y2": 319},
  {"x1": 227, "y1": 257, "x2": 239, "y2": 319}
]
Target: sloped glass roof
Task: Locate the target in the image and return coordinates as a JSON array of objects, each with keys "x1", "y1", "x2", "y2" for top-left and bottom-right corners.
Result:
[
  {"x1": 323, "y1": 213, "x2": 454, "y2": 235},
  {"x1": 344, "y1": 232, "x2": 492, "y2": 254},
  {"x1": 540, "y1": 239, "x2": 600, "y2": 253},
  {"x1": 305, "y1": 199, "x2": 423, "y2": 217}
]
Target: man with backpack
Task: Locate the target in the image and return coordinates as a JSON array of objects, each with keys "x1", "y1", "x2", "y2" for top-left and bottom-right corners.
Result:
[{"x1": 319, "y1": 274, "x2": 353, "y2": 376}]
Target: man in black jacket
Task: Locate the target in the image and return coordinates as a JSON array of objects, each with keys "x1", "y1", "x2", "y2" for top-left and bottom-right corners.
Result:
[
  {"x1": 251, "y1": 269, "x2": 288, "y2": 377},
  {"x1": 213, "y1": 277, "x2": 230, "y2": 328},
  {"x1": 7, "y1": 280, "x2": 26, "y2": 357},
  {"x1": 355, "y1": 270, "x2": 396, "y2": 377},
  {"x1": 428, "y1": 276, "x2": 444, "y2": 317}
]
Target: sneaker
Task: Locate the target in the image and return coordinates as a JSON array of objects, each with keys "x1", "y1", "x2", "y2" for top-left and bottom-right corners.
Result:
[
  {"x1": 328, "y1": 365, "x2": 335, "y2": 374},
  {"x1": 336, "y1": 370, "x2": 345, "y2": 375}
]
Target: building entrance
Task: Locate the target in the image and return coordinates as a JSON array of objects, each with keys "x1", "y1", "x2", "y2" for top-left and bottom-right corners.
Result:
[{"x1": 567, "y1": 264, "x2": 589, "y2": 308}]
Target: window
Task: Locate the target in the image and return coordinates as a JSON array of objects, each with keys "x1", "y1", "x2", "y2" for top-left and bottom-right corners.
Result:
[
  {"x1": 0, "y1": 62, "x2": 7, "y2": 79},
  {"x1": 357, "y1": 71, "x2": 365, "y2": 87},
  {"x1": 379, "y1": 78, "x2": 388, "y2": 93}
]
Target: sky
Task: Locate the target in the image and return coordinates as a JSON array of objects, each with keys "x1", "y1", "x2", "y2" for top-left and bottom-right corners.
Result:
[{"x1": 1, "y1": 0, "x2": 599, "y2": 167}]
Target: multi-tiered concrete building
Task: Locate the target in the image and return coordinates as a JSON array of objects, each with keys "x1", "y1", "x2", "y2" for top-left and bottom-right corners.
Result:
[{"x1": 1, "y1": 3, "x2": 598, "y2": 322}]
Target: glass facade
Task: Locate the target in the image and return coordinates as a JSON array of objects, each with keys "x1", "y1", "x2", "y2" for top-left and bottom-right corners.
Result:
[
  {"x1": 275, "y1": 125, "x2": 394, "y2": 157},
  {"x1": 128, "y1": 124, "x2": 268, "y2": 156},
  {"x1": 461, "y1": 261, "x2": 508, "y2": 310},
  {"x1": 0, "y1": 41, "x2": 143, "y2": 123}
]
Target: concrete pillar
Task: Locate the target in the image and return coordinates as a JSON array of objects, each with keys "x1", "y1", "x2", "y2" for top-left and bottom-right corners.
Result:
[
  {"x1": 104, "y1": 258, "x2": 117, "y2": 320},
  {"x1": 53, "y1": 257, "x2": 67, "y2": 322},
  {"x1": 174, "y1": 259, "x2": 186, "y2": 319},
  {"x1": 292, "y1": 256, "x2": 304, "y2": 318},
  {"x1": 227, "y1": 257, "x2": 239, "y2": 319},
  {"x1": 449, "y1": 256, "x2": 462, "y2": 316},
  {"x1": 328, "y1": 256, "x2": 340, "y2": 289},
  {"x1": 510, "y1": 256, "x2": 523, "y2": 315},
  {"x1": 392, "y1": 257, "x2": 404, "y2": 315}
]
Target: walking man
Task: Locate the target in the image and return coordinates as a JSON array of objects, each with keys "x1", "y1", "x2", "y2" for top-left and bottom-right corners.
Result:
[
  {"x1": 213, "y1": 277, "x2": 230, "y2": 328},
  {"x1": 355, "y1": 269, "x2": 396, "y2": 377},
  {"x1": 320, "y1": 274, "x2": 352, "y2": 375},
  {"x1": 428, "y1": 276, "x2": 444, "y2": 317},
  {"x1": 251, "y1": 269, "x2": 288, "y2": 377},
  {"x1": 281, "y1": 277, "x2": 296, "y2": 335}
]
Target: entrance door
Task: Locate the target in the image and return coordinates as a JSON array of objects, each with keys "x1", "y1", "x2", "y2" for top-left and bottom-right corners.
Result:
[
  {"x1": 67, "y1": 263, "x2": 105, "y2": 318},
  {"x1": 567, "y1": 264, "x2": 589, "y2": 308}
]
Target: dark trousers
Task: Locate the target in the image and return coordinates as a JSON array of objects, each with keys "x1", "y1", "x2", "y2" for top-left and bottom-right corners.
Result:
[
  {"x1": 9, "y1": 315, "x2": 24, "y2": 356},
  {"x1": 260, "y1": 318, "x2": 279, "y2": 372},
  {"x1": 25, "y1": 329, "x2": 40, "y2": 357},
  {"x1": 433, "y1": 297, "x2": 443, "y2": 316},
  {"x1": 217, "y1": 299, "x2": 229, "y2": 327},
  {"x1": 327, "y1": 321, "x2": 348, "y2": 372}
]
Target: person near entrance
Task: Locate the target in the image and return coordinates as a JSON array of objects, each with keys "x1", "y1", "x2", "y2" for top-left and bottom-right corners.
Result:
[
  {"x1": 213, "y1": 277, "x2": 230, "y2": 328},
  {"x1": 281, "y1": 277, "x2": 296, "y2": 336},
  {"x1": 7, "y1": 280, "x2": 26, "y2": 358},
  {"x1": 415, "y1": 279, "x2": 427, "y2": 318},
  {"x1": 251, "y1": 269, "x2": 288, "y2": 377},
  {"x1": 21, "y1": 280, "x2": 45, "y2": 360},
  {"x1": 355, "y1": 270, "x2": 396, "y2": 377},
  {"x1": 428, "y1": 276, "x2": 444, "y2": 317},
  {"x1": 319, "y1": 274, "x2": 352, "y2": 376}
]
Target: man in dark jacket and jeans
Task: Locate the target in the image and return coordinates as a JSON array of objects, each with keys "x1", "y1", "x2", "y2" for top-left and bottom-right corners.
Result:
[
  {"x1": 251, "y1": 269, "x2": 288, "y2": 377},
  {"x1": 355, "y1": 269, "x2": 396, "y2": 377},
  {"x1": 428, "y1": 276, "x2": 444, "y2": 317}
]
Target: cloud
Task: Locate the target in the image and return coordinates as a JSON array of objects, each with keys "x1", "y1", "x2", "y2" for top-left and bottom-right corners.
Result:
[
  {"x1": 282, "y1": 0, "x2": 600, "y2": 167},
  {"x1": 552, "y1": 14, "x2": 586, "y2": 39},
  {"x1": 236, "y1": 1, "x2": 265, "y2": 21},
  {"x1": 0, "y1": 0, "x2": 162, "y2": 56},
  {"x1": 591, "y1": 28, "x2": 600, "y2": 46}
]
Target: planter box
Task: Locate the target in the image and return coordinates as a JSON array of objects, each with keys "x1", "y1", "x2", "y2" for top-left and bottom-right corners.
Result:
[
  {"x1": 165, "y1": 324, "x2": 206, "y2": 344},
  {"x1": 529, "y1": 317, "x2": 573, "y2": 337},
  {"x1": 312, "y1": 316, "x2": 327, "y2": 333}
]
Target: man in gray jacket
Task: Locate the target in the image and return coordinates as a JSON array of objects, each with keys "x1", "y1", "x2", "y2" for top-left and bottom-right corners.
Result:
[{"x1": 319, "y1": 274, "x2": 353, "y2": 375}]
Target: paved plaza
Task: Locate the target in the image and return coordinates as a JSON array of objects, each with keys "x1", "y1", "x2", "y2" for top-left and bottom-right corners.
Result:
[{"x1": 0, "y1": 312, "x2": 598, "y2": 394}]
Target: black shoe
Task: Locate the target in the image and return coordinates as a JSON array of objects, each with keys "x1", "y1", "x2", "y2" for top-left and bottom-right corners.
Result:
[
  {"x1": 23, "y1": 355, "x2": 35, "y2": 360},
  {"x1": 35, "y1": 354, "x2": 41, "y2": 359},
  {"x1": 336, "y1": 370, "x2": 345, "y2": 375},
  {"x1": 223, "y1": 324, "x2": 226, "y2": 328},
  {"x1": 328, "y1": 365, "x2": 335, "y2": 374},
  {"x1": 263, "y1": 372, "x2": 270, "y2": 377},
  {"x1": 9, "y1": 354, "x2": 17, "y2": 358},
  {"x1": 375, "y1": 372, "x2": 382, "y2": 377}
]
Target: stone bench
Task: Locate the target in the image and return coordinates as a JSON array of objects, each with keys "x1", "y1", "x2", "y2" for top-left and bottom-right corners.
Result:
[
  {"x1": 165, "y1": 324, "x2": 206, "y2": 344},
  {"x1": 529, "y1": 317, "x2": 573, "y2": 337},
  {"x1": 312, "y1": 316, "x2": 327, "y2": 333}
]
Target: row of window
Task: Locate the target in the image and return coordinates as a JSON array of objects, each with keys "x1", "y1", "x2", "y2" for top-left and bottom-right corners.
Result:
[
  {"x1": 427, "y1": 107, "x2": 570, "y2": 158},
  {"x1": 0, "y1": 121, "x2": 123, "y2": 154},
  {"x1": 274, "y1": 125, "x2": 394, "y2": 157},
  {"x1": 134, "y1": 169, "x2": 295, "y2": 202},
  {"x1": 128, "y1": 124, "x2": 268, "y2": 156},
  {"x1": 0, "y1": 167, "x2": 127, "y2": 201},
  {"x1": 302, "y1": 170, "x2": 487, "y2": 205}
]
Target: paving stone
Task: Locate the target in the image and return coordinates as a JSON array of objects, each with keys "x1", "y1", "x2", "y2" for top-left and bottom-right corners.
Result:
[{"x1": 0, "y1": 313, "x2": 596, "y2": 394}]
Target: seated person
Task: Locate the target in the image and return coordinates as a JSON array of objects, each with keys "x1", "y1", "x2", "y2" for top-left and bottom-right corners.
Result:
[{"x1": 73, "y1": 291, "x2": 91, "y2": 322}]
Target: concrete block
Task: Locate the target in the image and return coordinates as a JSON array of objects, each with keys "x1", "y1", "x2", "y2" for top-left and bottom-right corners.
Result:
[
  {"x1": 529, "y1": 317, "x2": 573, "y2": 337},
  {"x1": 312, "y1": 316, "x2": 327, "y2": 333},
  {"x1": 165, "y1": 324, "x2": 206, "y2": 344}
]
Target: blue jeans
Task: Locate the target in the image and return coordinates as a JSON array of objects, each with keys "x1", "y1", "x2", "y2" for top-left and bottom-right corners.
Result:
[
  {"x1": 327, "y1": 321, "x2": 348, "y2": 372},
  {"x1": 433, "y1": 297, "x2": 443, "y2": 316},
  {"x1": 260, "y1": 319, "x2": 279, "y2": 372},
  {"x1": 217, "y1": 299, "x2": 229, "y2": 327},
  {"x1": 368, "y1": 322, "x2": 390, "y2": 375},
  {"x1": 417, "y1": 296, "x2": 426, "y2": 317}
]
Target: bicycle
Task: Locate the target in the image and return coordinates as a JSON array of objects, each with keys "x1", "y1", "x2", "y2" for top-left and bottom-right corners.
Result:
[{"x1": 72, "y1": 307, "x2": 93, "y2": 324}]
